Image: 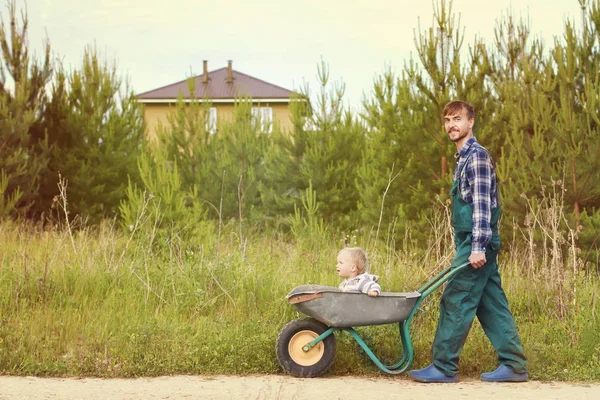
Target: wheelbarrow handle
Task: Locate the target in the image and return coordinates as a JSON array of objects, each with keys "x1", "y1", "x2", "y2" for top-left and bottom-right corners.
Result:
[
  {"x1": 401, "y1": 262, "x2": 471, "y2": 332},
  {"x1": 417, "y1": 262, "x2": 471, "y2": 296}
]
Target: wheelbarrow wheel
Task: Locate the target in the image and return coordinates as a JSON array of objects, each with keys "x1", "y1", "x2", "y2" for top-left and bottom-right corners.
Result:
[{"x1": 276, "y1": 317, "x2": 336, "y2": 378}]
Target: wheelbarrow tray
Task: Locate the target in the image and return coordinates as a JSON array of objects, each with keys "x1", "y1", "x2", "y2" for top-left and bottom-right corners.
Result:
[{"x1": 286, "y1": 284, "x2": 421, "y2": 328}]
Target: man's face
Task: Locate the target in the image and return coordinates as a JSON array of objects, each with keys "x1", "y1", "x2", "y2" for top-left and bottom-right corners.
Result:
[
  {"x1": 444, "y1": 107, "x2": 474, "y2": 144},
  {"x1": 336, "y1": 250, "x2": 357, "y2": 279}
]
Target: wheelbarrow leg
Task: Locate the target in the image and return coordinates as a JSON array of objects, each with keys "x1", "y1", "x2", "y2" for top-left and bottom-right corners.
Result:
[
  {"x1": 384, "y1": 321, "x2": 412, "y2": 370},
  {"x1": 344, "y1": 327, "x2": 414, "y2": 374}
]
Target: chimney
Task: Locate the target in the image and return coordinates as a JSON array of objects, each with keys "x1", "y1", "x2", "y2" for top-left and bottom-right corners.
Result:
[
  {"x1": 226, "y1": 60, "x2": 233, "y2": 84},
  {"x1": 202, "y1": 60, "x2": 208, "y2": 84}
]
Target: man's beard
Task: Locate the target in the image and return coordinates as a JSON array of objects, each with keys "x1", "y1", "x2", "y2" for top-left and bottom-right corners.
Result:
[{"x1": 448, "y1": 129, "x2": 468, "y2": 142}]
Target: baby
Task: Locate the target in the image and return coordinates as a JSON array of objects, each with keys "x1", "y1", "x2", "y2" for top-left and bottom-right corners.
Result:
[{"x1": 336, "y1": 247, "x2": 381, "y2": 297}]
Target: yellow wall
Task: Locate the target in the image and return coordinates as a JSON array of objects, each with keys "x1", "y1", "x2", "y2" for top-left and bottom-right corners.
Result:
[
  {"x1": 142, "y1": 104, "x2": 173, "y2": 141},
  {"x1": 272, "y1": 103, "x2": 293, "y2": 132},
  {"x1": 141, "y1": 102, "x2": 293, "y2": 141}
]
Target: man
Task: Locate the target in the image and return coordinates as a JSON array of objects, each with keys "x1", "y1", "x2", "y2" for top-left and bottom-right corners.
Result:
[{"x1": 408, "y1": 100, "x2": 528, "y2": 383}]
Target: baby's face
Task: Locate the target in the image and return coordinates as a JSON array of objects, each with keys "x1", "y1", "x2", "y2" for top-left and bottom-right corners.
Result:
[{"x1": 336, "y1": 250, "x2": 356, "y2": 279}]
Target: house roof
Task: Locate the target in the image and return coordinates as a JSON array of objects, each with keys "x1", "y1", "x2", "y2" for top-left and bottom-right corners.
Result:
[{"x1": 136, "y1": 67, "x2": 295, "y2": 102}]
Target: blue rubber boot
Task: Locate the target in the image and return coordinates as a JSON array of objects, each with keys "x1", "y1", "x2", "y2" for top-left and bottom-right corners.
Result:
[
  {"x1": 408, "y1": 364, "x2": 458, "y2": 383},
  {"x1": 480, "y1": 365, "x2": 529, "y2": 382}
]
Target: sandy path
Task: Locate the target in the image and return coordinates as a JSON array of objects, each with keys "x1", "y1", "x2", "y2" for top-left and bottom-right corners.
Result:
[{"x1": 1, "y1": 375, "x2": 599, "y2": 400}]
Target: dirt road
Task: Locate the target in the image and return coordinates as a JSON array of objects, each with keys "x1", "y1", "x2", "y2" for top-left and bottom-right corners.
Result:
[{"x1": 1, "y1": 375, "x2": 599, "y2": 400}]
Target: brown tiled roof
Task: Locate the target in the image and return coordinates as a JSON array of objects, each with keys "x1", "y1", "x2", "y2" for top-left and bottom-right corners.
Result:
[{"x1": 136, "y1": 67, "x2": 294, "y2": 101}]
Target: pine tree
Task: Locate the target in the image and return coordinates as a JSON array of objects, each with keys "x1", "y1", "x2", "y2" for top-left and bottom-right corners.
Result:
[
  {"x1": 154, "y1": 77, "x2": 213, "y2": 193},
  {"x1": 358, "y1": 67, "x2": 428, "y2": 234},
  {"x1": 119, "y1": 142, "x2": 210, "y2": 245},
  {"x1": 213, "y1": 97, "x2": 270, "y2": 223},
  {"x1": 493, "y1": 0, "x2": 600, "y2": 262},
  {"x1": 358, "y1": 0, "x2": 492, "y2": 244},
  {"x1": 39, "y1": 46, "x2": 145, "y2": 223},
  {"x1": 257, "y1": 89, "x2": 312, "y2": 219},
  {"x1": 496, "y1": 2, "x2": 600, "y2": 217},
  {"x1": 155, "y1": 78, "x2": 271, "y2": 224},
  {"x1": 489, "y1": 12, "x2": 550, "y2": 219},
  {"x1": 259, "y1": 60, "x2": 365, "y2": 228},
  {"x1": 551, "y1": 5, "x2": 600, "y2": 222},
  {"x1": 0, "y1": 0, "x2": 52, "y2": 217}
]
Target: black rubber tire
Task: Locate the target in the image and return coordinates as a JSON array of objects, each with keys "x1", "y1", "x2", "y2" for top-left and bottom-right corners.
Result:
[{"x1": 275, "y1": 317, "x2": 336, "y2": 378}]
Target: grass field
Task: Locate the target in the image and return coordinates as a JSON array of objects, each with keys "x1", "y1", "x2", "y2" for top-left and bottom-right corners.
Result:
[{"x1": 0, "y1": 212, "x2": 598, "y2": 380}]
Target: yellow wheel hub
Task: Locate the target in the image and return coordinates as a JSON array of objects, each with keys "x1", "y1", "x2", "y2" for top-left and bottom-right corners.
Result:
[{"x1": 288, "y1": 330, "x2": 324, "y2": 366}]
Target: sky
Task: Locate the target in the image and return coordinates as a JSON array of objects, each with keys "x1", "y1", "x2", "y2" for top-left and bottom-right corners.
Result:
[{"x1": 21, "y1": 0, "x2": 583, "y2": 111}]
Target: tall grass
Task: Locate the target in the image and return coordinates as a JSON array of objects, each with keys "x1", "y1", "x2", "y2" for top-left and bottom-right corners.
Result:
[{"x1": 0, "y1": 188, "x2": 598, "y2": 379}]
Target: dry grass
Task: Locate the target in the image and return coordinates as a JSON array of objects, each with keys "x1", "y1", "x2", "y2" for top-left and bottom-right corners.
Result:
[{"x1": 0, "y1": 184, "x2": 597, "y2": 379}]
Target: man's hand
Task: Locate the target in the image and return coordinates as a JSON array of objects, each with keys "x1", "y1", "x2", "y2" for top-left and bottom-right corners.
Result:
[
  {"x1": 368, "y1": 290, "x2": 379, "y2": 297},
  {"x1": 469, "y1": 252, "x2": 486, "y2": 268}
]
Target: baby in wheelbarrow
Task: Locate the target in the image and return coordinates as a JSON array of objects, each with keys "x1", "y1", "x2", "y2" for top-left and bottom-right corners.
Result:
[{"x1": 336, "y1": 247, "x2": 381, "y2": 297}]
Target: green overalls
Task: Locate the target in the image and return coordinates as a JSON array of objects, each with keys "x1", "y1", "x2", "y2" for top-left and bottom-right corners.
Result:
[{"x1": 431, "y1": 152, "x2": 528, "y2": 376}]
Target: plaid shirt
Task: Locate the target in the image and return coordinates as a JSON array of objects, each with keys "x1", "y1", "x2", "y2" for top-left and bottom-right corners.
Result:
[{"x1": 454, "y1": 137, "x2": 498, "y2": 253}]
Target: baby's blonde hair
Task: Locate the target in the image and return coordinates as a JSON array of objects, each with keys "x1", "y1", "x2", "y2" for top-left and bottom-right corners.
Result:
[{"x1": 340, "y1": 247, "x2": 368, "y2": 274}]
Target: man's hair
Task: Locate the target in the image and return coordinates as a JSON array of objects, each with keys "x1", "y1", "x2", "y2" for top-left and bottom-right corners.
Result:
[
  {"x1": 443, "y1": 100, "x2": 475, "y2": 120},
  {"x1": 340, "y1": 247, "x2": 368, "y2": 274}
]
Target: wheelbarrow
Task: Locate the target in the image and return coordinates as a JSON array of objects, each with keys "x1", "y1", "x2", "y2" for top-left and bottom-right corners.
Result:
[{"x1": 275, "y1": 262, "x2": 470, "y2": 377}]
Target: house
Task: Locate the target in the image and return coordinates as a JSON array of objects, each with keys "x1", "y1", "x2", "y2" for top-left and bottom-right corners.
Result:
[{"x1": 136, "y1": 60, "x2": 297, "y2": 139}]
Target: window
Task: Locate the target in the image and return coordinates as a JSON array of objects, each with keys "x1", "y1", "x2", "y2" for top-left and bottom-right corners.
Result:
[
  {"x1": 206, "y1": 107, "x2": 217, "y2": 134},
  {"x1": 251, "y1": 106, "x2": 273, "y2": 133}
]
